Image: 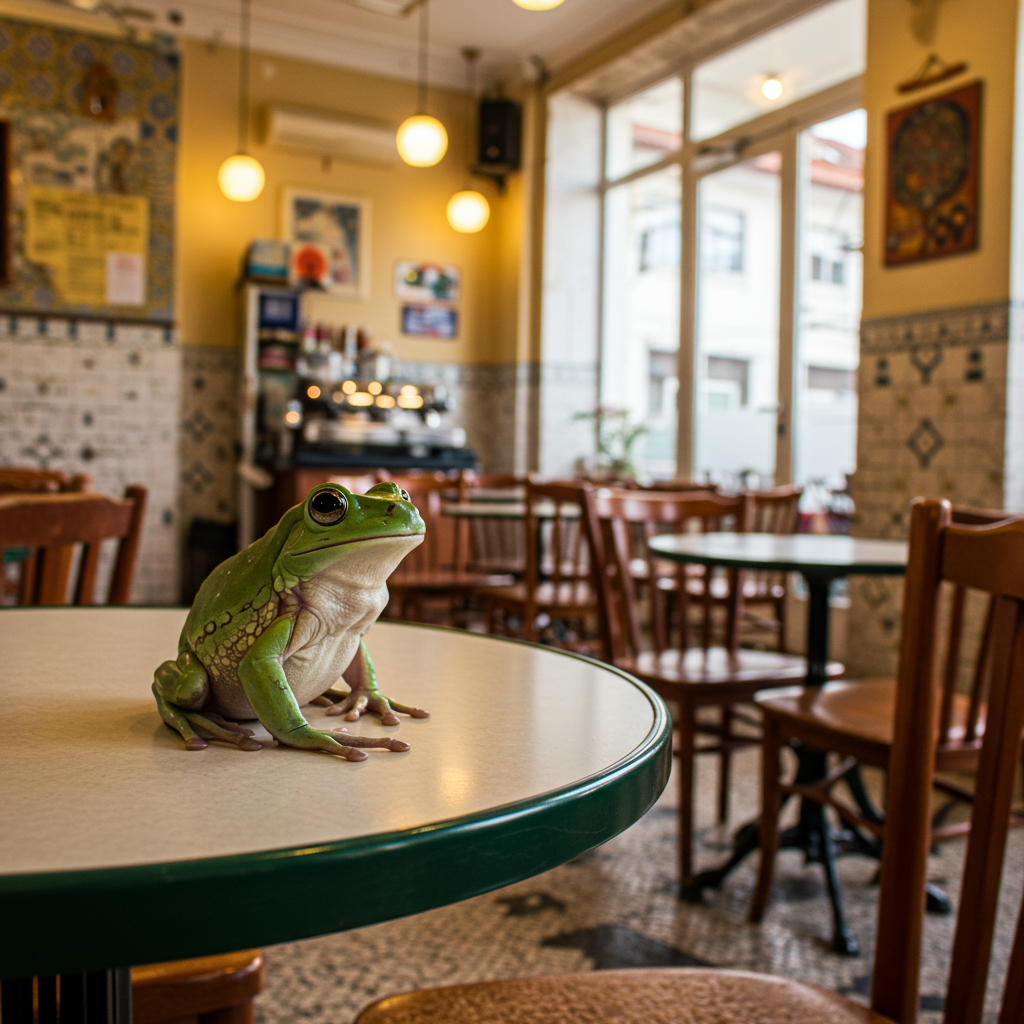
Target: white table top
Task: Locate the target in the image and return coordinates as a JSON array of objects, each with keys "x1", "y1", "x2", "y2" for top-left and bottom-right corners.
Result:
[
  {"x1": 647, "y1": 532, "x2": 908, "y2": 576},
  {"x1": 0, "y1": 608, "x2": 669, "y2": 976}
]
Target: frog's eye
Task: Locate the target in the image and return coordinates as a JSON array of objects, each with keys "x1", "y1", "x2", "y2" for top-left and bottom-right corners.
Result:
[
  {"x1": 310, "y1": 489, "x2": 348, "y2": 525},
  {"x1": 399, "y1": 488, "x2": 410, "y2": 501}
]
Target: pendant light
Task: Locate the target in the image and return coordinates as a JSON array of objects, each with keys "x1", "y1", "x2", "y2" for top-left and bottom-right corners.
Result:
[
  {"x1": 761, "y1": 74, "x2": 784, "y2": 100},
  {"x1": 511, "y1": 0, "x2": 565, "y2": 9},
  {"x1": 219, "y1": 0, "x2": 265, "y2": 201},
  {"x1": 396, "y1": 0, "x2": 448, "y2": 167},
  {"x1": 446, "y1": 48, "x2": 489, "y2": 233}
]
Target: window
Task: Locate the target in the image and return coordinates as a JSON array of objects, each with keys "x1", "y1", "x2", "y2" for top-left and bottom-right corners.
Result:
[
  {"x1": 606, "y1": 77, "x2": 683, "y2": 180},
  {"x1": 640, "y1": 220, "x2": 681, "y2": 272},
  {"x1": 807, "y1": 366, "x2": 855, "y2": 391},
  {"x1": 702, "y1": 207, "x2": 744, "y2": 273},
  {"x1": 707, "y1": 356, "x2": 749, "y2": 406},
  {"x1": 811, "y1": 254, "x2": 845, "y2": 283}
]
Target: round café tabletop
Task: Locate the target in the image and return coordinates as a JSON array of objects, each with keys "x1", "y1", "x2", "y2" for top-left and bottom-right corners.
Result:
[
  {"x1": 0, "y1": 609, "x2": 670, "y2": 978},
  {"x1": 647, "y1": 532, "x2": 908, "y2": 576}
]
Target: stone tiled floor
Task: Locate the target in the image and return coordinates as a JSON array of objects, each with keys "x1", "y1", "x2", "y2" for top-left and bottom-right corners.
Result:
[{"x1": 255, "y1": 744, "x2": 1022, "y2": 1024}]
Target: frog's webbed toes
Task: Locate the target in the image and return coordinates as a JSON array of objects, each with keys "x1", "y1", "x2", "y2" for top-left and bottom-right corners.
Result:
[
  {"x1": 329, "y1": 728, "x2": 410, "y2": 753},
  {"x1": 384, "y1": 699, "x2": 430, "y2": 720},
  {"x1": 324, "y1": 691, "x2": 428, "y2": 725},
  {"x1": 184, "y1": 711, "x2": 263, "y2": 751},
  {"x1": 185, "y1": 736, "x2": 208, "y2": 751}
]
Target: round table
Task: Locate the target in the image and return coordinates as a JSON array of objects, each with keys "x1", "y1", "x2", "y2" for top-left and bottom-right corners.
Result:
[
  {"x1": 647, "y1": 532, "x2": 907, "y2": 952},
  {"x1": 0, "y1": 609, "x2": 670, "y2": 988}
]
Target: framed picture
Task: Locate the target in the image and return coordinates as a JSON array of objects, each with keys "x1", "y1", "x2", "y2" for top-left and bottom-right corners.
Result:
[
  {"x1": 282, "y1": 188, "x2": 370, "y2": 299},
  {"x1": 885, "y1": 81, "x2": 981, "y2": 266},
  {"x1": 401, "y1": 303, "x2": 458, "y2": 339},
  {"x1": 394, "y1": 260, "x2": 461, "y2": 304}
]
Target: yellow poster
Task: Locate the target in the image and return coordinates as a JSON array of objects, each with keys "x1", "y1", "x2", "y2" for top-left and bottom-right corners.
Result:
[{"x1": 24, "y1": 187, "x2": 149, "y2": 306}]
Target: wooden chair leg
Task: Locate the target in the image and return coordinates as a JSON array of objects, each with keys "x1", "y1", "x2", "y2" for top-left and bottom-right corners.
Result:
[
  {"x1": 718, "y1": 706, "x2": 733, "y2": 824},
  {"x1": 750, "y1": 715, "x2": 782, "y2": 923},
  {"x1": 677, "y1": 699, "x2": 697, "y2": 885}
]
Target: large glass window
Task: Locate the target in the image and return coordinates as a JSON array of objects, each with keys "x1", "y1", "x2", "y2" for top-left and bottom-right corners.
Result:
[
  {"x1": 794, "y1": 109, "x2": 865, "y2": 487},
  {"x1": 694, "y1": 154, "x2": 781, "y2": 487},
  {"x1": 606, "y1": 77, "x2": 683, "y2": 181},
  {"x1": 690, "y1": 0, "x2": 864, "y2": 141}
]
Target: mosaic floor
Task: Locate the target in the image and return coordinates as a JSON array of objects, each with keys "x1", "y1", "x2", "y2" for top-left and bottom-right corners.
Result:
[{"x1": 255, "y1": 744, "x2": 1022, "y2": 1024}]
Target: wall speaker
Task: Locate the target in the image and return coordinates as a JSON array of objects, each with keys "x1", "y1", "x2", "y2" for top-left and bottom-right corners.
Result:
[{"x1": 478, "y1": 99, "x2": 522, "y2": 170}]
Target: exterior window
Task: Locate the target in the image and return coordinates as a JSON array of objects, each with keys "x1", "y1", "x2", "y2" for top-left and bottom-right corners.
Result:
[
  {"x1": 640, "y1": 220, "x2": 681, "y2": 272},
  {"x1": 807, "y1": 365, "x2": 855, "y2": 391},
  {"x1": 702, "y1": 207, "x2": 744, "y2": 273},
  {"x1": 707, "y1": 356, "x2": 749, "y2": 406}
]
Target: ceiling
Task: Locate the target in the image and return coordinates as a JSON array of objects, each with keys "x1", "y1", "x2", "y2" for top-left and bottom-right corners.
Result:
[{"x1": 20, "y1": 0, "x2": 681, "y2": 90}]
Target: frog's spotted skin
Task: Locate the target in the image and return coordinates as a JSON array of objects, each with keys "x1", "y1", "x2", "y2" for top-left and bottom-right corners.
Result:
[{"x1": 152, "y1": 482, "x2": 428, "y2": 761}]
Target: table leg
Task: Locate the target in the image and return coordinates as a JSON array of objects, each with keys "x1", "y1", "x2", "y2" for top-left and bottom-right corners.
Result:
[{"x1": 0, "y1": 969, "x2": 131, "y2": 1024}]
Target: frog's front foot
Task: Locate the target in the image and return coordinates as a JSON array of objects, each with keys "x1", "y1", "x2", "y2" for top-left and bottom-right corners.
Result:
[
  {"x1": 281, "y1": 724, "x2": 410, "y2": 761},
  {"x1": 323, "y1": 687, "x2": 429, "y2": 726}
]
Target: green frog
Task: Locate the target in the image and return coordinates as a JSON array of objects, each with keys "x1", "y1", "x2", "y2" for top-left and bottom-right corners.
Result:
[{"x1": 153, "y1": 481, "x2": 429, "y2": 761}]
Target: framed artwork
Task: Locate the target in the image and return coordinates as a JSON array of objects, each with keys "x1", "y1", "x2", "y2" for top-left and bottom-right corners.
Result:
[
  {"x1": 282, "y1": 188, "x2": 370, "y2": 299},
  {"x1": 401, "y1": 303, "x2": 458, "y2": 339},
  {"x1": 885, "y1": 81, "x2": 981, "y2": 266},
  {"x1": 394, "y1": 260, "x2": 461, "y2": 304}
]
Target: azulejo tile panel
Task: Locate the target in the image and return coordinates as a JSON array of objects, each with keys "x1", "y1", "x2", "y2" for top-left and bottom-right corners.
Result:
[
  {"x1": 0, "y1": 316, "x2": 180, "y2": 603},
  {"x1": 848, "y1": 299, "x2": 1010, "y2": 676}
]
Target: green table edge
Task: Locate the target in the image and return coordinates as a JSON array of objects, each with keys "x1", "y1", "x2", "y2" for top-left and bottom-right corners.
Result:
[
  {"x1": 647, "y1": 534, "x2": 908, "y2": 576},
  {"x1": 0, "y1": 619, "x2": 672, "y2": 978}
]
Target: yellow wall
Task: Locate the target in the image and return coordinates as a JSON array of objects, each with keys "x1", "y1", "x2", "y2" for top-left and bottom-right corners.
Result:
[
  {"x1": 862, "y1": 0, "x2": 1019, "y2": 319},
  {"x1": 176, "y1": 38, "x2": 519, "y2": 364}
]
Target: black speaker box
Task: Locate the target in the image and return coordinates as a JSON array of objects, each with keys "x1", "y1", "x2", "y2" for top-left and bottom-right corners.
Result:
[{"x1": 478, "y1": 99, "x2": 522, "y2": 170}]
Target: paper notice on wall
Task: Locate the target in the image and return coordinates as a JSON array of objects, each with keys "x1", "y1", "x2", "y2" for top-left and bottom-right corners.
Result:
[
  {"x1": 24, "y1": 187, "x2": 149, "y2": 306},
  {"x1": 105, "y1": 252, "x2": 145, "y2": 306}
]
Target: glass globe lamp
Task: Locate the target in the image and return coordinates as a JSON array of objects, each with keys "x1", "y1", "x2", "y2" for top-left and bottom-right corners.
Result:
[
  {"x1": 218, "y1": 153, "x2": 265, "y2": 202},
  {"x1": 396, "y1": 115, "x2": 449, "y2": 167},
  {"x1": 512, "y1": 0, "x2": 565, "y2": 8},
  {"x1": 446, "y1": 190, "x2": 490, "y2": 233}
]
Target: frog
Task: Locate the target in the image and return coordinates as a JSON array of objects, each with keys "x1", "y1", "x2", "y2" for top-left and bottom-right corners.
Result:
[{"x1": 152, "y1": 481, "x2": 429, "y2": 762}]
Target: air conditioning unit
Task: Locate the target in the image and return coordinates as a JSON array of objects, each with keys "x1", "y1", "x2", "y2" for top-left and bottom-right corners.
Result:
[{"x1": 266, "y1": 106, "x2": 398, "y2": 165}]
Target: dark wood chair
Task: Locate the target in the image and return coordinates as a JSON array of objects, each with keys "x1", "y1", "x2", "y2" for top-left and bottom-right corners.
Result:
[
  {"x1": 0, "y1": 487, "x2": 147, "y2": 605},
  {"x1": 0, "y1": 467, "x2": 93, "y2": 493},
  {"x1": 353, "y1": 497, "x2": 1024, "y2": 1024},
  {"x1": 480, "y1": 480, "x2": 599, "y2": 649},
  {"x1": 749, "y1": 503, "x2": 1024, "y2": 937},
  {"x1": 457, "y1": 472, "x2": 536, "y2": 578},
  {"x1": 634, "y1": 477, "x2": 720, "y2": 493},
  {"x1": 582, "y1": 488, "x2": 842, "y2": 885},
  {"x1": 385, "y1": 473, "x2": 514, "y2": 624}
]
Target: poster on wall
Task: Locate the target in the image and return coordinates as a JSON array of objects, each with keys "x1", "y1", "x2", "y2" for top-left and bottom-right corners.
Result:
[
  {"x1": 282, "y1": 188, "x2": 370, "y2": 299},
  {"x1": 885, "y1": 80, "x2": 981, "y2": 266},
  {"x1": 393, "y1": 260, "x2": 461, "y2": 304},
  {"x1": 401, "y1": 303, "x2": 458, "y2": 339}
]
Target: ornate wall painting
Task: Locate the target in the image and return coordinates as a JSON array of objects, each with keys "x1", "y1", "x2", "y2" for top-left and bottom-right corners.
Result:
[
  {"x1": 885, "y1": 80, "x2": 981, "y2": 266},
  {"x1": 282, "y1": 189, "x2": 370, "y2": 299},
  {"x1": 393, "y1": 260, "x2": 461, "y2": 304}
]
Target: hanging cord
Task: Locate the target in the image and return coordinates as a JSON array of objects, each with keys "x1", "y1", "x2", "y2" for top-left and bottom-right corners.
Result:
[
  {"x1": 417, "y1": 0, "x2": 428, "y2": 114},
  {"x1": 462, "y1": 48, "x2": 479, "y2": 186},
  {"x1": 238, "y1": 0, "x2": 251, "y2": 153}
]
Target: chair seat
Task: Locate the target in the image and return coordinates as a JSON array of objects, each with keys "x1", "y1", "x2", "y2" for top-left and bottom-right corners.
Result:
[
  {"x1": 132, "y1": 950, "x2": 264, "y2": 1024},
  {"x1": 622, "y1": 647, "x2": 842, "y2": 689},
  {"x1": 480, "y1": 579, "x2": 597, "y2": 611},
  {"x1": 755, "y1": 679, "x2": 986, "y2": 765},
  {"x1": 388, "y1": 570, "x2": 516, "y2": 591},
  {"x1": 355, "y1": 968, "x2": 891, "y2": 1024}
]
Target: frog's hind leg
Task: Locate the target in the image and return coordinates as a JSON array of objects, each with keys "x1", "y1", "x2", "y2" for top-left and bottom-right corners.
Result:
[
  {"x1": 183, "y1": 710, "x2": 262, "y2": 751},
  {"x1": 153, "y1": 685, "x2": 208, "y2": 751}
]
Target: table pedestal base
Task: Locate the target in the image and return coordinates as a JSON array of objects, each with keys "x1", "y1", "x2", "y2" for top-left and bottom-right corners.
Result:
[{"x1": 0, "y1": 968, "x2": 131, "y2": 1023}]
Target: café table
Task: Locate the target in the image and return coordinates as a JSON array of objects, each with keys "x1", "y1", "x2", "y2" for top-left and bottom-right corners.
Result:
[
  {"x1": 0, "y1": 608, "x2": 670, "y2": 1022},
  {"x1": 647, "y1": 532, "x2": 907, "y2": 954}
]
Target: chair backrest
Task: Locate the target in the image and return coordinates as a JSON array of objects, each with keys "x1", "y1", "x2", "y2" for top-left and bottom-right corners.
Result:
[
  {"x1": 458, "y1": 471, "x2": 537, "y2": 495},
  {"x1": 386, "y1": 473, "x2": 461, "y2": 576},
  {"x1": 635, "y1": 478, "x2": 720, "y2": 494},
  {"x1": 871, "y1": 498, "x2": 1024, "y2": 1024},
  {"x1": 747, "y1": 485, "x2": 802, "y2": 534},
  {"x1": 0, "y1": 486, "x2": 147, "y2": 605},
  {"x1": 585, "y1": 488, "x2": 752, "y2": 664},
  {"x1": 0, "y1": 467, "x2": 92, "y2": 494},
  {"x1": 524, "y1": 481, "x2": 596, "y2": 606}
]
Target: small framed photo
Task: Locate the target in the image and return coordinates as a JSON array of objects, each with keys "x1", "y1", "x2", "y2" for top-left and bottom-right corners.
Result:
[
  {"x1": 394, "y1": 260, "x2": 461, "y2": 304},
  {"x1": 401, "y1": 303, "x2": 458, "y2": 339},
  {"x1": 282, "y1": 188, "x2": 370, "y2": 299}
]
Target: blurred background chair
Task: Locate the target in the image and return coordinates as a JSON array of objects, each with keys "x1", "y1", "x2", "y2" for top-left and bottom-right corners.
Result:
[
  {"x1": 133, "y1": 951, "x2": 265, "y2": 1024},
  {"x1": 584, "y1": 488, "x2": 841, "y2": 885},
  {"x1": 457, "y1": 471, "x2": 535, "y2": 578},
  {"x1": 0, "y1": 467, "x2": 93, "y2": 494},
  {"x1": 352, "y1": 497, "x2": 1024, "y2": 1024}
]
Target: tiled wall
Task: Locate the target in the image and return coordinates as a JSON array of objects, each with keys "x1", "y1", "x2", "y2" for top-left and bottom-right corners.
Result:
[
  {"x1": 0, "y1": 316, "x2": 180, "y2": 603},
  {"x1": 846, "y1": 299, "x2": 1011, "y2": 676}
]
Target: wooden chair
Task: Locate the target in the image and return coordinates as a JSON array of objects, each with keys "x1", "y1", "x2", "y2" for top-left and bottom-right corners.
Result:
[
  {"x1": 353, "y1": 497, "x2": 1024, "y2": 1024},
  {"x1": 457, "y1": 472, "x2": 536, "y2": 578},
  {"x1": 0, "y1": 487, "x2": 147, "y2": 605},
  {"x1": 634, "y1": 478, "x2": 720, "y2": 493},
  {"x1": 583, "y1": 488, "x2": 842, "y2": 885},
  {"x1": 385, "y1": 473, "x2": 514, "y2": 624},
  {"x1": 480, "y1": 481, "x2": 599, "y2": 648},
  {"x1": 749, "y1": 504, "x2": 1024, "y2": 940},
  {"x1": 0, "y1": 467, "x2": 93, "y2": 493}
]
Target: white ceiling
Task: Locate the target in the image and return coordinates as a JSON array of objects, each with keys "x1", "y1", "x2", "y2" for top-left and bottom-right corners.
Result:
[{"x1": 25, "y1": 0, "x2": 680, "y2": 90}]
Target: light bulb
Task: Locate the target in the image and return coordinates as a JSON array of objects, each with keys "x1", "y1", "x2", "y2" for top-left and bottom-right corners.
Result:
[
  {"x1": 761, "y1": 75, "x2": 783, "y2": 100},
  {"x1": 218, "y1": 153, "x2": 265, "y2": 201},
  {"x1": 512, "y1": 0, "x2": 565, "y2": 8},
  {"x1": 446, "y1": 190, "x2": 490, "y2": 233},
  {"x1": 396, "y1": 115, "x2": 448, "y2": 167}
]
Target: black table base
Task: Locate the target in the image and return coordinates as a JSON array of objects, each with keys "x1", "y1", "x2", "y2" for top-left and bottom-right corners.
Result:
[{"x1": 0, "y1": 969, "x2": 130, "y2": 1024}]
